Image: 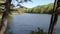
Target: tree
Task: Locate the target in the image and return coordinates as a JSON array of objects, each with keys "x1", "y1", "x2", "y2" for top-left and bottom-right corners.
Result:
[
  {"x1": 0, "y1": 0, "x2": 31, "y2": 34},
  {"x1": 0, "y1": 0, "x2": 11, "y2": 34},
  {"x1": 48, "y1": 0, "x2": 60, "y2": 34}
]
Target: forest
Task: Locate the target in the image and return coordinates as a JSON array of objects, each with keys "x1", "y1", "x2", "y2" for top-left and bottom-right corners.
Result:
[
  {"x1": 16, "y1": 3, "x2": 60, "y2": 14},
  {"x1": 23, "y1": 3, "x2": 54, "y2": 14},
  {"x1": 0, "y1": 2, "x2": 60, "y2": 14}
]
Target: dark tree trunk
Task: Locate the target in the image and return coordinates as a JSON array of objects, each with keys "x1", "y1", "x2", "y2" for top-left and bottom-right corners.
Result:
[
  {"x1": 0, "y1": 0, "x2": 11, "y2": 34},
  {"x1": 48, "y1": 0, "x2": 59, "y2": 34}
]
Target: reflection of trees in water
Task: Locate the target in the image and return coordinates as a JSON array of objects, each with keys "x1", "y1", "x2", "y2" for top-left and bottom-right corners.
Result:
[
  {"x1": 5, "y1": 16, "x2": 13, "y2": 34},
  {"x1": 5, "y1": 24, "x2": 12, "y2": 34},
  {"x1": 8, "y1": 15, "x2": 13, "y2": 22}
]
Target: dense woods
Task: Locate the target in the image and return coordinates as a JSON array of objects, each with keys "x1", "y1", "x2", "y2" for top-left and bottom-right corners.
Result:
[
  {"x1": 16, "y1": 3, "x2": 60, "y2": 14},
  {"x1": 23, "y1": 3, "x2": 54, "y2": 14}
]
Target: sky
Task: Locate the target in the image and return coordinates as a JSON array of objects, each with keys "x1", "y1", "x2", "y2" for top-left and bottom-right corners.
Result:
[{"x1": 11, "y1": 0, "x2": 54, "y2": 8}]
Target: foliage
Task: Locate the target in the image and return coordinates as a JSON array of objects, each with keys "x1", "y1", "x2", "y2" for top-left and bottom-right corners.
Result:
[
  {"x1": 0, "y1": 0, "x2": 54, "y2": 14},
  {"x1": 0, "y1": 0, "x2": 32, "y2": 34},
  {"x1": 0, "y1": 0, "x2": 32, "y2": 14},
  {"x1": 30, "y1": 28, "x2": 46, "y2": 34},
  {"x1": 23, "y1": 3, "x2": 54, "y2": 14}
]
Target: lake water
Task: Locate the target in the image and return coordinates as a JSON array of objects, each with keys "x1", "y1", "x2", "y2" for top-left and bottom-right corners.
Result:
[{"x1": 9, "y1": 13, "x2": 60, "y2": 34}]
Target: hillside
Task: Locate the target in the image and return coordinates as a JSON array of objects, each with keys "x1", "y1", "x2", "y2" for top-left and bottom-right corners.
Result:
[{"x1": 23, "y1": 3, "x2": 54, "y2": 14}]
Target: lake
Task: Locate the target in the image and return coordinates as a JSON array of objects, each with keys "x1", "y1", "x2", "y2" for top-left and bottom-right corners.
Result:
[{"x1": 8, "y1": 13, "x2": 60, "y2": 34}]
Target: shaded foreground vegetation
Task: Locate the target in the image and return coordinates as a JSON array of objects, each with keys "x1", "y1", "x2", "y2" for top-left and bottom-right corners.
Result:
[{"x1": 30, "y1": 28, "x2": 46, "y2": 34}]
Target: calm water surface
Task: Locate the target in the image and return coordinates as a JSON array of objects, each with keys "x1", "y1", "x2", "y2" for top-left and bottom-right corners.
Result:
[{"x1": 9, "y1": 13, "x2": 60, "y2": 34}]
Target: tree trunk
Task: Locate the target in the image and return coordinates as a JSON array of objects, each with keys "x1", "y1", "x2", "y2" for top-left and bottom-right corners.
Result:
[
  {"x1": 0, "y1": 0, "x2": 11, "y2": 34},
  {"x1": 48, "y1": 0, "x2": 59, "y2": 34}
]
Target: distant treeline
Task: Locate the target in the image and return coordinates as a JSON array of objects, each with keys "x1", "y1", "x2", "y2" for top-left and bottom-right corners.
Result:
[
  {"x1": 22, "y1": 3, "x2": 60, "y2": 14},
  {"x1": 0, "y1": 3, "x2": 60, "y2": 14}
]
